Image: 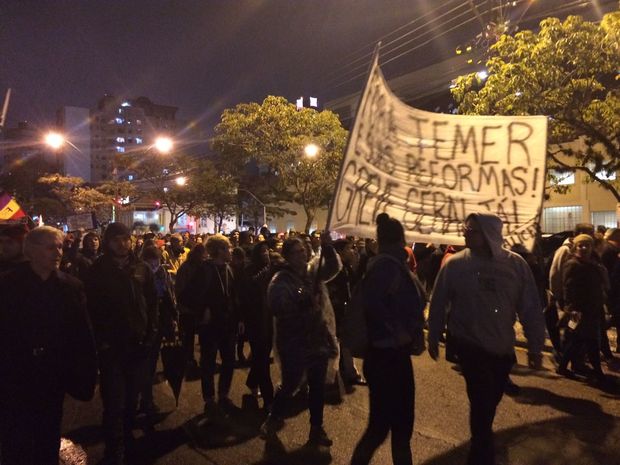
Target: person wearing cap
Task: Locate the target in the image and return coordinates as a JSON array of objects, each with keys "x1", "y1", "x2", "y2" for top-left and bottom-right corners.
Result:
[
  {"x1": 85, "y1": 222, "x2": 158, "y2": 465},
  {"x1": 163, "y1": 233, "x2": 189, "y2": 279},
  {"x1": 557, "y1": 234, "x2": 608, "y2": 382},
  {"x1": 0, "y1": 223, "x2": 28, "y2": 274},
  {"x1": 547, "y1": 222, "x2": 595, "y2": 356},
  {"x1": 428, "y1": 213, "x2": 545, "y2": 465},
  {"x1": 0, "y1": 226, "x2": 97, "y2": 465}
]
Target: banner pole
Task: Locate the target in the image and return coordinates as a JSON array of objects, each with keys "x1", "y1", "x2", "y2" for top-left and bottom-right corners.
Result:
[
  {"x1": 315, "y1": 42, "x2": 382, "y2": 294},
  {"x1": 324, "y1": 41, "x2": 381, "y2": 233}
]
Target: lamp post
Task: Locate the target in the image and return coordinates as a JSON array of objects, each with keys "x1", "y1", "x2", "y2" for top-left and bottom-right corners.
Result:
[{"x1": 237, "y1": 188, "x2": 267, "y2": 228}]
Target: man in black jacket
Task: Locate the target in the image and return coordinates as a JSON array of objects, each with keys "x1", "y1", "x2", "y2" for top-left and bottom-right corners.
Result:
[
  {"x1": 180, "y1": 234, "x2": 240, "y2": 418},
  {"x1": 0, "y1": 226, "x2": 97, "y2": 465},
  {"x1": 86, "y1": 223, "x2": 158, "y2": 465}
]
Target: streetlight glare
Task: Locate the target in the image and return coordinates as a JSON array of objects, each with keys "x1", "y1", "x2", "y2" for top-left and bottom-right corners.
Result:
[
  {"x1": 175, "y1": 176, "x2": 187, "y2": 186},
  {"x1": 304, "y1": 143, "x2": 320, "y2": 158},
  {"x1": 44, "y1": 132, "x2": 65, "y2": 150},
  {"x1": 154, "y1": 136, "x2": 173, "y2": 154}
]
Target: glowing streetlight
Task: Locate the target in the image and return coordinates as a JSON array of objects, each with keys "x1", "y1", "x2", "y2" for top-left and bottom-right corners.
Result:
[
  {"x1": 175, "y1": 176, "x2": 187, "y2": 186},
  {"x1": 153, "y1": 136, "x2": 173, "y2": 154},
  {"x1": 304, "y1": 143, "x2": 320, "y2": 158},
  {"x1": 44, "y1": 132, "x2": 65, "y2": 150}
]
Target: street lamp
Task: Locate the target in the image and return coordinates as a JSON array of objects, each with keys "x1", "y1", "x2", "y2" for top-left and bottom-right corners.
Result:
[
  {"x1": 175, "y1": 176, "x2": 187, "y2": 186},
  {"x1": 304, "y1": 143, "x2": 320, "y2": 158},
  {"x1": 153, "y1": 136, "x2": 174, "y2": 154},
  {"x1": 44, "y1": 131, "x2": 65, "y2": 150}
]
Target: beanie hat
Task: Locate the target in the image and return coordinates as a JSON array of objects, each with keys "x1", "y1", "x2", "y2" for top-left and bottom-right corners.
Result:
[
  {"x1": 573, "y1": 234, "x2": 594, "y2": 245},
  {"x1": 376, "y1": 213, "x2": 405, "y2": 246}
]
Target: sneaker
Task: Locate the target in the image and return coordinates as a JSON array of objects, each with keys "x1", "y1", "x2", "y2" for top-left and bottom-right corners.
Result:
[
  {"x1": 556, "y1": 367, "x2": 578, "y2": 380},
  {"x1": 308, "y1": 426, "x2": 333, "y2": 447},
  {"x1": 203, "y1": 397, "x2": 217, "y2": 416},
  {"x1": 259, "y1": 415, "x2": 284, "y2": 438},
  {"x1": 218, "y1": 397, "x2": 235, "y2": 412}
]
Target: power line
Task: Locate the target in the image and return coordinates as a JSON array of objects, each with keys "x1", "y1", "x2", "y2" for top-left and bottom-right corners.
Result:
[
  {"x1": 323, "y1": 0, "x2": 463, "y2": 81},
  {"x1": 326, "y1": 8, "x2": 479, "y2": 92},
  {"x1": 325, "y1": 1, "x2": 471, "y2": 86}
]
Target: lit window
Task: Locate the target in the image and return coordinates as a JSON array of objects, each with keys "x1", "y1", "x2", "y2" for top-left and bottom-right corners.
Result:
[
  {"x1": 541, "y1": 206, "x2": 583, "y2": 233},
  {"x1": 310, "y1": 97, "x2": 318, "y2": 107},
  {"x1": 116, "y1": 146, "x2": 125, "y2": 153},
  {"x1": 549, "y1": 169, "x2": 575, "y2": 186},
  {"x1": 135, "y1": 137, "x2": 143, "y2": 144},
  {"x1": 128, "y1": 174, "x2": 134, "y2": 181},
  {"x1": 296, "y1": 97, "x2": 303, "y2": 109},
  {"x1": 115, "y1": 117, "x2": 124, "y2": 125},
  {"x1": 118, "y1": 109, "x2": 122, "y2": 114},
  {"x1": 116, "y1": 137, "x2": 125, "y2": 143}
]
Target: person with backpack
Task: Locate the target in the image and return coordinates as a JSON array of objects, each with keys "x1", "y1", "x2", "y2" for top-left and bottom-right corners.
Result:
[{"x1": 350, "y1": 213, "x2": 425, "y2": 465}]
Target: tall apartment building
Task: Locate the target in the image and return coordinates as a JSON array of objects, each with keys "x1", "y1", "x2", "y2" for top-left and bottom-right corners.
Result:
[{"x1": 90, "y1": 95, "x2": 179, "y2": 182}]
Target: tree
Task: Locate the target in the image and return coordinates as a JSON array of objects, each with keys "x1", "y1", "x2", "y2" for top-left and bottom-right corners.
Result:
[
  {"x1": 451, "y1": 12, "x2": 620, "y2": 198},
  {"x1": 0, "y1": 155, "x2": 121, "y2": 224},
  {"x1": 117, "y1": 151, "x2": 238, "y2": 232},
  {"x1": 212, "y1": 96, "x2": 348, "y2": 232}
]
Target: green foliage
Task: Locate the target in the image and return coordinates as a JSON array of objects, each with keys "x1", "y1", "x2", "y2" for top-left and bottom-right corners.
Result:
[
  {"x1": 117, "y1": 150, "x2": 238, "y2": 232},
  {"x1": 452, "y1": 11, "x2": 620, "y2": 199},
  {"x1": 212, "y1": 96, "x2": 348, "y2": 232},
  {"x1": 0, "y1": 155, "x2": 121, "y2": 223}
]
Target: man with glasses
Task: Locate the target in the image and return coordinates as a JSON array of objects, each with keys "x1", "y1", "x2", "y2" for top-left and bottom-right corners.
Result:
[{"x1": 428, "y1": 213, "x2": 545, "y2": 465}]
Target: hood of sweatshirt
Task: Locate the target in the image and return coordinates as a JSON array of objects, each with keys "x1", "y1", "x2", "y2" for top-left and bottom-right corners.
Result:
[{"x1": 466, "y1": 212, "x2": 505, "y2": 259}]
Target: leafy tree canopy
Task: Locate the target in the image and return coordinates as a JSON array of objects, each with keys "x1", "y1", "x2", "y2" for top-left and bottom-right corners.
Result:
[
  {"x1": 452, "y1": 11, "x2": 620, "y2": 198},
  {"x1": 116, "y1": 151, "x2": 237, "y2": 232},
  {"x1": 212, "y1": 95, "x2": 348, "y2": 232}
]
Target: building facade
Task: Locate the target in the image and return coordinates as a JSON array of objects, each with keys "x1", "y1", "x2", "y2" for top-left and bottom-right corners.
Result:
[{"x1": 89, "y1": 95, "x2": 179, "y2": 182}]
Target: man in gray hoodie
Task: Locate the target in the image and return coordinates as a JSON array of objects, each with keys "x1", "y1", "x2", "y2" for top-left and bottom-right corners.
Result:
[{"x1": 428, "y1": 212, "x2": 545, "y2": 465}]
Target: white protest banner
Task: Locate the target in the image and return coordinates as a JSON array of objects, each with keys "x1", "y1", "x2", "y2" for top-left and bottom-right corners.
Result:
[{"x1": 328, "y1": 54, "x2": 547, "y2": 249}]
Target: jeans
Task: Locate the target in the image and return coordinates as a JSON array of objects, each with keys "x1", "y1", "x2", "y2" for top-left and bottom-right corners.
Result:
[
  {"x1": 351, "y1": 347, "x2": 414, "y2": 465},
  {"x1": 246, "y1": 335, "x2": 274, "y2": 407},
  {"x1": 199, "y1": 325, "x2": 236, "y2": 400},
  {"x1": 270, "y1": 355, "x2": 328, "y2": 427},
  {"x1": 458, "y1": 343, "x2": 514, "y2": 465},
  {"x1": 99, "y1": 347, "x2": 148, "y2": 461}
]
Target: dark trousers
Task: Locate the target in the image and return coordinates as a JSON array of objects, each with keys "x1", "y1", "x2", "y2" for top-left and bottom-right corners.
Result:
[
  {"x1": 0, "y1": 392, "x2": 64, "y2": 465},
  {"x1": 199, "y1": 325, "x2": 236, "y2": 401},
  {"x1": 140, "y1": 333, "x2": 162, "y2": 408},
  {"x1": 99, "y1": 348, "x2": 148, "y2": 461},
  {"x1": 246, "y1": 336, "x2": 274, "y2": 407},
  {"x1": 270, "y1": 355, "x2": 328, "y2": 427},
  {"x1": 545, "y1": 300, "x2": 562, "y2": 354},
  {"x1": 179, "y1": 312, "x2": 198, "y2": 364},
  {"x1": 351, "y1": 347, "x2": 414, "y2": 465},
  {"x1": 560, "y1": 330, "x2": 603, "y2": 376},
  {"x1": 458, "y1": 343, "x2": 514, "y2": 465}
]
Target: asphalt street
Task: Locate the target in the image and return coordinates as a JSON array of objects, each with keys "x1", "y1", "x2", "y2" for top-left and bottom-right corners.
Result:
[{"x1": 59, "y1": 338, "x2": 620, "y2": 465}]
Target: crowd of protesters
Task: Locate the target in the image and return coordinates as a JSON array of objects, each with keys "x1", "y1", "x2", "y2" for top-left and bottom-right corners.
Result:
[{"x1": 0, "y1": 215, "x2": 619, "y2": 465}]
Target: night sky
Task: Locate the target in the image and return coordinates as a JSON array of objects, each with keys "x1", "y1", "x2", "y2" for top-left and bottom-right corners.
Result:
[
  {"x1": 1, "y1": 0, "x2": 427, "y2": 130},
  {"x1": 1, "y1": 0, "x2": 614, "y2": 133}
]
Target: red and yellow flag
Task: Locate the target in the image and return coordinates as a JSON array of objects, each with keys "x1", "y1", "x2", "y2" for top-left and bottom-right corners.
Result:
[{"x1": 0, "y1": 193, "x2": 26, "y2": 220}]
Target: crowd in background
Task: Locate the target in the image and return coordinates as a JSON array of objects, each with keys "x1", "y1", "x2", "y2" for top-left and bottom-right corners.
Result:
[{"x1": 1, "y1": 217, "x2": 619, "y2": 465}]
